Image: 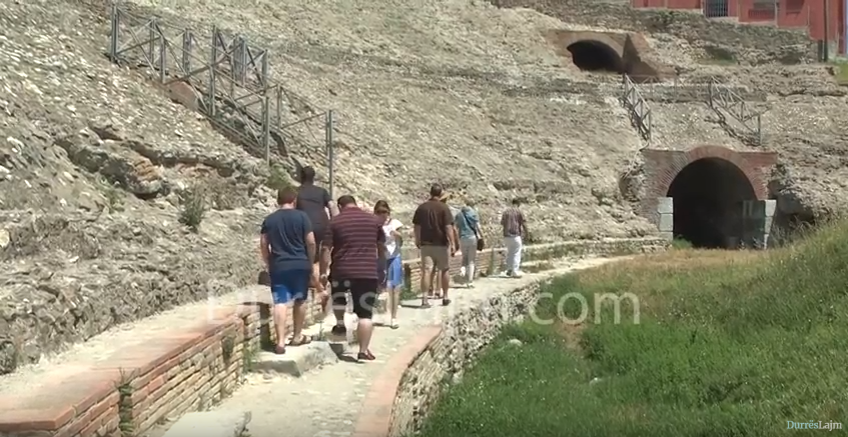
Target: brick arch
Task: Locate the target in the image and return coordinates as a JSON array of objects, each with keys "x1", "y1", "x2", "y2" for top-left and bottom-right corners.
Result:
[
  {"x1": 657, "y1": 145, "x2": 767, "y2": 200},
  {"x1": 639, "y1": 145, "x2": 778, "y2": 222}
]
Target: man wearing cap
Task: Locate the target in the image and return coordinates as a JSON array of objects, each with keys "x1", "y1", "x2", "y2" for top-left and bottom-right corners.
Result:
[{"x1": 413, "y1": 184, "x2": 457, "y2": 307}]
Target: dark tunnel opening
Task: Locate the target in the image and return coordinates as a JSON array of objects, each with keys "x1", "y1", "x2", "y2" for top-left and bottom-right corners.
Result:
[
  {"x1": 566, "y1": 40, "x2": 625, "y2": 73},
  {"x1": 667, "y1": 158, "x2": 757, "y2": 249}
]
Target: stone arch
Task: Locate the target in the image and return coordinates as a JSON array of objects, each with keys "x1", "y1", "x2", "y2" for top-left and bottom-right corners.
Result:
[
  {"x1": 640, "y1": 145, "x2": 778, "y2": 249},
  {"x1": 655, "y1": 145, "x2": 768, "y2": 201},
  {"x1": 566, "y1": 39, "x2": 625, "y2": 73},
  {"x1": 544, "y1": 30, "x2": 666, "y2": 82}
]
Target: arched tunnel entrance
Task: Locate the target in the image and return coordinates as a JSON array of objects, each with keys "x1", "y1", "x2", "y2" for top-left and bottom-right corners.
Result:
[
  {"x1": 566, "y1": 40, "x2": 625, "y2": 73},
  {"x1": 667, "y1": 158, "x2": 758, "y2": 248}
]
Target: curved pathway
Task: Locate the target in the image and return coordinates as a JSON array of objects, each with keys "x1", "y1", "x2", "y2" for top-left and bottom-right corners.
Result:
[{"x1": 167, "y1": 257, "x2": 615, "y2": 437}]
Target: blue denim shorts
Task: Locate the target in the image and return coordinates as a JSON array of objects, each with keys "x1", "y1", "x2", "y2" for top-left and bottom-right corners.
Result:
[{"x1": 269, "y1": 269, "x2": 311, "y2": 305}]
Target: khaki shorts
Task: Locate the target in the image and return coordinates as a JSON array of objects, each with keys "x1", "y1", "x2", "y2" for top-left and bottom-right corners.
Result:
[{"x1": 420, "y1": 245, "x2": 450, "y2": 272}]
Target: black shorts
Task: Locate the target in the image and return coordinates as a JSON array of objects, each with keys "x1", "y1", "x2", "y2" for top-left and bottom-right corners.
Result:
[{"x1": 330, "y1": 278, "x2": 378, "y2": 320}]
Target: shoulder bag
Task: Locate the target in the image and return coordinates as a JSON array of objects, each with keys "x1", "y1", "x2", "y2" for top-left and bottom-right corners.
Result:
[{"x1": 461, "y1": 209, "x2": 485, "y2": 251}]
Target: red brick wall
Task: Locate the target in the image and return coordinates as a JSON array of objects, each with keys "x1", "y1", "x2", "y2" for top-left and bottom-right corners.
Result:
[
  {"x1": 640, "y1": 145, "x2": 777, "y2": 221},
  {"x1": 630, "y1": 0, "x2": 846, "y2": 53},
  {"x1": 630, "y1": 0, "x2": 704, "y2": 9}
]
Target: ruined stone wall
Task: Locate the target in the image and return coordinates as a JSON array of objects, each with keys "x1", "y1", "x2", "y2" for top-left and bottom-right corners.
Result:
[{"x1": 490, "y1": 0, "x2": 817, "y2": 64}]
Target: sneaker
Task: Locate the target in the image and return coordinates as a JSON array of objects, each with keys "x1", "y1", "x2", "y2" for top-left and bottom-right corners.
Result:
[
  {"x1": 512, "y1": 270, "x2": 524, "y2": 278},
  {"x1": 459, "y1": 266, "x2": 466, "y2": 277},
  {"x1": 390, "y1": 318, "x2": 399, "y2": 329},
  {"x1": 331, "y1": 325, "x2": 347, "y2": 336}
]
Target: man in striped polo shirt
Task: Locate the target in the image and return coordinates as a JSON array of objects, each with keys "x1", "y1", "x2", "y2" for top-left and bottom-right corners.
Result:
[{"x1": 319, "y1": 195, "x2": 386, "y2": 361}]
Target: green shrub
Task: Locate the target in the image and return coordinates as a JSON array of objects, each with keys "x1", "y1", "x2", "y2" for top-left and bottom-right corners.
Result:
[{"x1": 266, "y1": 164, "x2": 292, "y2": 192}]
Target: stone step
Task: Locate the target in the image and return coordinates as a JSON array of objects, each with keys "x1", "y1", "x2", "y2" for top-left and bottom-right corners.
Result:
[
  {"x1": 252, "y1": 342, "x2": 339, "y2": 377},
  {"x1": 162, "y1": 410, "x2": 251, "y2": 437},
  {"x1": 249, "y1": 311, "x2": 363, "y2": 376}
]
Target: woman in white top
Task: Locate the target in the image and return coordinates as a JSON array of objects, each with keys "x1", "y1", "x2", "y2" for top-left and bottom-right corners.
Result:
[{"x1": 374, "y1": 200, "x2": 403, "y2": 329}]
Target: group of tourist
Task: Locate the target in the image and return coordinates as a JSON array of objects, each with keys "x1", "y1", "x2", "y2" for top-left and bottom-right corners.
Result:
[{"x1": 258, "y1": 166, "x2": 528, "y2": 361}]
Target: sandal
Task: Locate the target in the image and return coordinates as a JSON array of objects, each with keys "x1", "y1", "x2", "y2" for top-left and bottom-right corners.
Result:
[
  {"x1": 357, "y1": 350, "x2": 376, "y2": 361},
  {"x1": 442, "y1": 298, "x2": 451, "y2": 306},
  {"x1": 289, "y1": 335, "x2": 313, "y2": 346},
  {"x1": 274, "y1": 345, "x2": 286, "y2": 355}
]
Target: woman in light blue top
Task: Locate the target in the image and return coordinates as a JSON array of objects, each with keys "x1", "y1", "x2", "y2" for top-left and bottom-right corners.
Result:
[{"x1": 455, "y1": 202, "x2": 482, "y2": 287}]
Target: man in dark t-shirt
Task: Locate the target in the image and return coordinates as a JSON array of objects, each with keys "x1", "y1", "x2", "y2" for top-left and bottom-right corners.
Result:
[
  {"x1": 295, "y1": 166, "x2": 335, "y2": 308},
  {"x1": 260, "y1": 187, "x2": 318, "y2": 355},
  {"x1": 413, "y1": 184, "x2": 456, "y2": 308},
  {"x1": 319, "y1": 195, "x2": 385, "y2": 361}
]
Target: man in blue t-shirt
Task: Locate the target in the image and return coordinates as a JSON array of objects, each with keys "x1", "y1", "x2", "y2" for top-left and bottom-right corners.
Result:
[{"x1": 260, "y1": 187, "x2": 319, "y2": 355}]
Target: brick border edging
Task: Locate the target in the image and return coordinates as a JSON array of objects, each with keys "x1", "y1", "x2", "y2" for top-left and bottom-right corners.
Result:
[
  {"x1": 0, "y1": 237, "x2": 667, "y2": 437},
  {"x1": 351, "y1": 326, "x2": 442, "y2": 437}
]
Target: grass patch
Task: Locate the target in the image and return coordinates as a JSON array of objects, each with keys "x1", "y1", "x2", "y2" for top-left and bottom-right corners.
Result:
[
  {"x1": 419, "y1": 222, "x2": 848, "y2": 437},
  {"x1": 830, "y1": 59, "x2": 848, "y2": 86}
]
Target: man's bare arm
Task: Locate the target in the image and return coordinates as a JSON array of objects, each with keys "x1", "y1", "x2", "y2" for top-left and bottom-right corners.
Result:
[
  {"x1": 260, "y1": 234, "x2": 271, "y2": 271},
  {"x1": 452, "y1": 226, "x2": 459, "y2": 249},
  {"x1": 319, "y1": 224, "x2": 333, "y2": 276},
  {"x1": 446, "y1": 225, "x2": 457, "y2": 254},
  {"x1": 325, "y1": 203, "x2": 339, "y2": 219},
  {"x1": 519, "y1": 211, "x2": 528, "y2": 236},
  {"x1": 377, "y1": 242, "x2": 387, "y2": 260},
  {"x1": 305, "y1": 231, "x2": 316, "y2": 264},
  {"x1": 319, "y1": 246, "x2": 331, "y2": 276}
]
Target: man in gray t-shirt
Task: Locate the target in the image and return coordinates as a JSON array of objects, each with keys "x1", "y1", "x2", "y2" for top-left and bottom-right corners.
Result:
[{"x1": 500, "y1": 198, "x2": 526, "y2": 277}]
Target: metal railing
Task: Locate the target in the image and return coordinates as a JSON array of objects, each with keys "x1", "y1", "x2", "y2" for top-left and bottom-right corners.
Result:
[
  {"x1": 622, "y1": 74, "x2": 652, "y2": 145},
  {"x1": 707, "y1": 78, "x2": 764, "y2": 146},
  {"x1": 107, "y1": 3, "x2": 336, "y2": 194},
  {"x1": 702, "y1": 0, "x2": 731, "y2": 18}
]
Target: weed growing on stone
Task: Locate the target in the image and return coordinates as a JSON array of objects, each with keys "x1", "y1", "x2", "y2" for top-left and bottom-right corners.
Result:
[
  {"x1": 98, "y1": 177, "x2": 124, "y2": 213},
  {"x1": 115, "y1": 368, "x2": 136, "y2": 436},
  {"x1": 671, "y1": 237, "x2": 693, "y2": 249},
  {"x1": 419, "y1": 222, "x2": 848, "y2": 437},
  {"x1": 266, "y1": 164, "x2": 292, "y2": 191},
  {"x1": 178, "y1": 185, "x2": 207, "y2": 232}
]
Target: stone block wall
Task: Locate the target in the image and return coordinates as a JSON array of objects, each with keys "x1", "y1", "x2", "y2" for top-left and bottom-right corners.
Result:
[
  {"x1": 657, "y1": 197, "x2": 674, "y2": 240},
  {"x1": 742, "y1": 199, "x2": 776, "y2": 248}
]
